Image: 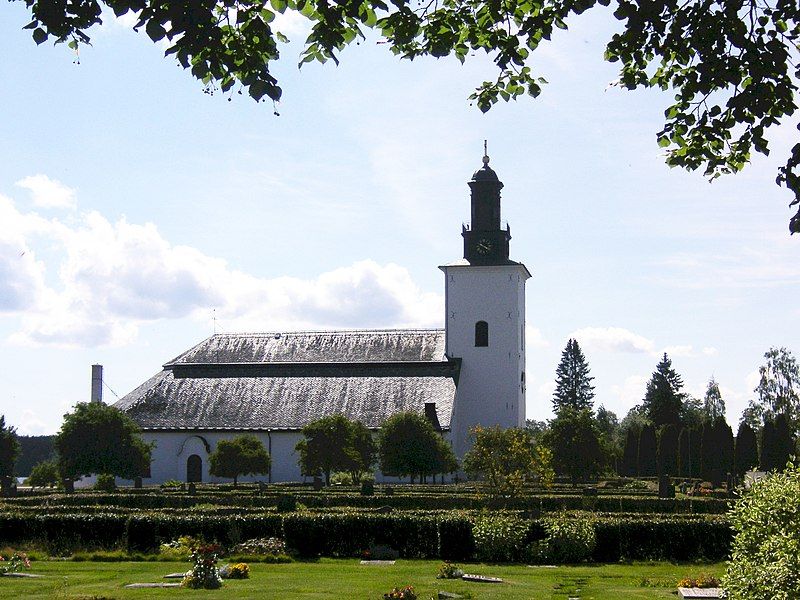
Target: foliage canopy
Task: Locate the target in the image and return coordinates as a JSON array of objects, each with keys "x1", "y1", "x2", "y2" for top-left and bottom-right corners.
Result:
[
  {"x1": 55, "y1": 402, "x2": 151, "y2": 480},
  {"x1": 295, "y1": 414, "x2": 376, "y2": 484},
  {"x1": 723, "y1": 460, "x2": 800, "y2": 599},
  {"x1": 463, "y1": 425, "x2": 553, "y2": 499},
  {"x1": 0, "y1": 416, "x2": 20, "y2": 479},
  {"x1": 17, "y1": 0, "x2": 800, "y2": 230},
  {"x1": 378, "y1": 411, "x2": 455, "y2": 482},
  {"x1": 209, "y1": 434, "x2": 271, "y2": 486},
  {"x1": 642, "y1": 353, "x2": 685, "y2": 427}
]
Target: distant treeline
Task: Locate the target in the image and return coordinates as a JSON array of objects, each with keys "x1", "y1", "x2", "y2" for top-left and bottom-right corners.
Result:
[{"x1": 14, "y1": 435, "x2": 55, "y2": 476}]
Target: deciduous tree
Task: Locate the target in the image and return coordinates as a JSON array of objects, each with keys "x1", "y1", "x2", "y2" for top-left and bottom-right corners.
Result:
[
  {"x1": 25, "y1": 460, "x2": 59, "y2": 489},
  {"x1": 703, "y1": 378, "x2": 726, "y2": 423},
  {"x1": 19, "y1": 0, "x2": 800, "y2": 230},
  {"x1": 378, "y1": 412, "x2": 450, "y2": 483},
  {"x1": 295, "y1": 414, "x2": 375, "y2": 485},
  {"x1": 544, "y1": 408, "x2": 604, "y2": 484},
  {"x1": 746, "y1": 347, "x2": 800, "y2": 433},
  {"x1": 463, "y1": 425, "x2": 552, "y2": 499},
  {"x1": 55, "y1": 402, "x2": 150, "y2": 481},
  {"x1": 209, "y1": 434, "x2": 271, "y2": 486}
]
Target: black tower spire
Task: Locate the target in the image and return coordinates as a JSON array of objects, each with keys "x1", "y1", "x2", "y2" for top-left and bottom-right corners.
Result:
[{"x1": 462, "y1": 145, "x2": 511, "y2": 264}]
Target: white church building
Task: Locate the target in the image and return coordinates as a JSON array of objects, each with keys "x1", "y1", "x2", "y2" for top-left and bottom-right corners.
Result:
[{"x1": 114, "y1": 154, "x2": 530, "y2": 483}]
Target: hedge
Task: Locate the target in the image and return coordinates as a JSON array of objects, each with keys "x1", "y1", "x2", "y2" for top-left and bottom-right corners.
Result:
[
  {"x1": 0, "y1": 509, "x2": 731, "y2": 562},
  {"x1": 0, "y1": 491, "x2": 730, "y2": 514}
]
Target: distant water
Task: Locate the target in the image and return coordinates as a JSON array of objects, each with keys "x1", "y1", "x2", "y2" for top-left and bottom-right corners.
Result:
[{"x1": 16, "y1": 477, "x2": 25, "y2": 485}]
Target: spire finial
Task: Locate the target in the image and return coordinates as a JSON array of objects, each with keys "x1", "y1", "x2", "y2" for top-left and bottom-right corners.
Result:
[{"x1": 482, "y1": 140, "x2": 490, "y2": 165}]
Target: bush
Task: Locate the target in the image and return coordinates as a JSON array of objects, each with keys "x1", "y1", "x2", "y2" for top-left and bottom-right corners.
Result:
[
  {"x1": 276, "y1": 494, "x2": 297, "y2": 512},
  {"x1": 231, "y1": 537, "x2": 286, "y2": 556},
  {"x1": 723, "y1": 461, "x2": 800, "y2": 600},
  {"x1": 539, "y1": 513, "x2": 596, "y2": 564},
  {"x1": 94, "y1": 474, "x2": 117, "y2": 493},
  {"x1": 472, "y1": 515, "x2": 531, "y2": 562},
  {"x1": 437, "y1": 516, "x2": 474, "y2": 561}
]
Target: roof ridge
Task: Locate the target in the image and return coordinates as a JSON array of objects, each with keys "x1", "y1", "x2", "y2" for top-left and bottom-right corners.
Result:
[{"x1": 209, "y1": 328, "x2": 445, "y2": 337}]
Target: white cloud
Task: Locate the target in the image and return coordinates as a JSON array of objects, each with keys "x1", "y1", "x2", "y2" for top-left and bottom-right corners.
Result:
[
  {"x1": 15, "y1": 174, "x2": 76, "y2": 209},
  {"x1": 703, "y1": 347, "x2": 719, "y2": 356},
  {"x1": 662, "y1": 344, "x2": 695, "y2": 358},
  {"x1": 526, "y1": 326, "x2": 549, "y2": 349},
  {"x1": 570, "y1": 326, "x2": 655, "y2": 354},
  {"x1": 611, "y1": 374, "x2": 649, "y2": 411},
  {"x1": 1, "y1": 188, "x2": 443, "y2": 348}
]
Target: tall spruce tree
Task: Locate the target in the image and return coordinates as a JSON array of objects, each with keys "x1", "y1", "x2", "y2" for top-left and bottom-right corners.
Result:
[
  {"x1": 642, "y1": 353, "x2": 685, "y2": 427},
  {"x1": 638, "y1": 424, "x2": 658, "y2": 477},
  {"x1": 734, "y1": 421, "x2": 759, "y2": 479},
  {"x1": 552, "y1": 339, "x2": 595, "y2": 413}
]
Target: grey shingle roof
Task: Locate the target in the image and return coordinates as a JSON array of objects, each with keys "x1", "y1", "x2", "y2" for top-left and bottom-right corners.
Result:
[
  {"x1": 115, "y1": 329, "x2": 456, "y2": 431},
  {"x1": 167, "y1": 329, "x2": 446, "y2": 365}
]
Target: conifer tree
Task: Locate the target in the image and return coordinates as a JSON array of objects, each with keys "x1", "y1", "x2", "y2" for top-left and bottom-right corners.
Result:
[
  {"x1": 642, "y1": 353, "x2": 685, "y2": 427},
  {"x1": 552, "y1": 339, "x2": 595, "y2": 413},
  {"x1": 657, "y1": 424, "x2": 679, "y2": 477},
  {"x1": 734, "y1": 421, "x2": 759, "y2": 479},
  {"x1": 774, "y1": 413, "x2": 795, "y2": 472},
  {"x1": 638, "y1": 424, "x2": 658, "y2": 477},
  {"x1": 677, "y1": 427, "x2": 692, "y2": 477},
  {"x1": 760, "y1": 417, "x2": 777, "y2": 471},
  {"x1": 621, "y1": 426, "x2": 639, "y2": 476}
]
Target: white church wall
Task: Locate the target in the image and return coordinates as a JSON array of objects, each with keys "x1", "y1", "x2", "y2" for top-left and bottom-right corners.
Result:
[
  {"x1": 442, "y1": 263, "x2": 528, "y2": 457},
  {"x1": 140, "y1": 430, "x2": 308, "y2": 484}
]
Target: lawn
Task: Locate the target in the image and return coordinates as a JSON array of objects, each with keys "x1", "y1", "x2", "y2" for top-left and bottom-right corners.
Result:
[{"x1": 1, "y1": 559, "x2": 725, "y2": 599}]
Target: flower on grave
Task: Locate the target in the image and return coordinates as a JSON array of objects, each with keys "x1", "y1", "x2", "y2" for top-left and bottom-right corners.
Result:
[
  {"x1": 0, "y1": 551, "x2": 31, "y2": 574},
  {"x1": 382, "y1": 585, "x2": 417, "y2": 600},
  {"x1": 220, "y1": 563, "x2": 250, "y2": 579},
  {"x1": 181, "y1": 543, "x2": 223, "y2": 589}
]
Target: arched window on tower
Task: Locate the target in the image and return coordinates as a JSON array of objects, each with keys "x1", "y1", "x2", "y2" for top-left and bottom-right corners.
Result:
[{"x1": 475, "y1": 320, "x2": 489, "y2": 347}]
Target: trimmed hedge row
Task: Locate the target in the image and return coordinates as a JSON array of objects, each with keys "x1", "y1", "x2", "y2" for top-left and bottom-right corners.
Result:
[
  {"x1": 1, "y1": 492, "x2": 730, "y2": 514},
  {"x1": 0, "y1": 510, "x2": 731, "y2": 562}
]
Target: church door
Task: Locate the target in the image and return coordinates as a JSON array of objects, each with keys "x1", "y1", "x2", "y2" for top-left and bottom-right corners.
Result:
[{"x1": 187, "y1": 454, "x2": 202, "y2": 483}]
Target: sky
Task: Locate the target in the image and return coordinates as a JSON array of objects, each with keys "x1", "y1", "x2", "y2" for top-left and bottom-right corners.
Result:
[{"x1": 1, "y1": 3, "x2": 798, "y2": 436}]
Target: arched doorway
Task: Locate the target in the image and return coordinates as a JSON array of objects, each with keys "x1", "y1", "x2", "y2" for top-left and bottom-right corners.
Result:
[{"x1": 187, "y1": 454, "x2": 202, "y2": 483}]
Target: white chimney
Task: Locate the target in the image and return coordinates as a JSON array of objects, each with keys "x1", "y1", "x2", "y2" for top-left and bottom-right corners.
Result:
[{"x1": 91, "y1": 364, "x2": 103, "y2": 403}]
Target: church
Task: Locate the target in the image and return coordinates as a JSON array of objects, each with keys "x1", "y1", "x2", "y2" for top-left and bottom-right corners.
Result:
[{"x1": 114, "y1": 153, "x2": 530, "y2": 483}]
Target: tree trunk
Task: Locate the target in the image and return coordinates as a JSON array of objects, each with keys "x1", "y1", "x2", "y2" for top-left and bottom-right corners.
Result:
[{"x1": 234, "y1": 475, "x2": 238, "y2": 487}]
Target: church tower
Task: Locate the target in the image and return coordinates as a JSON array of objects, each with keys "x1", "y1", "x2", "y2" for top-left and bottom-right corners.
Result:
[{"x1": 440, "y1": 151, "x2": 530, "y2": 458}]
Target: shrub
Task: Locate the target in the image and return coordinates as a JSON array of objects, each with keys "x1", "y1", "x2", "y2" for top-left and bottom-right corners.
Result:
[
  {"x1": 437, "y1": 516, "x2": 475, "y2": 561},
  {"x1": 472, "y1": 515, "x2": 531, "y2": 562},
  {"x1": 94, "y1": 474, "x2": 117, "y2": 493},
  {"x1": 539, "y1": 513, "x2": 596, "y2": 564},
  {"x1": 276, "y1": 494, "x2": 297, "y2": 512},
  {"x1": 722, "y1": 461, "x2": 800, "y2": 600},
  {"x1": 160, "y1": 535, "x2": 203, "y2": 560},
  {"x1": 219, "y1": 562, "x2": 249, "y2": 579}
]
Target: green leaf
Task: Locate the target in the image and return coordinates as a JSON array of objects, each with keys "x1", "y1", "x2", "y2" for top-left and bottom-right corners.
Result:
[
  {"x1": 145, "y1": 20, "x2": 166, "y2": 42},
  {"x1": 271, "y1": 0, "x2": 287, "y2": 14},
  {"x1": 657, "y1": 136, "x2": 671, "y2": 148},
  {"x1": 32, "y1": 27, "x2": 48, "y2": 45}
]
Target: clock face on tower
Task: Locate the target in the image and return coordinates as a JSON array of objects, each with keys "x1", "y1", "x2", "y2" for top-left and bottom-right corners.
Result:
[{"x1": 476, "y1": 238, "x2": 493, "y2": 255}]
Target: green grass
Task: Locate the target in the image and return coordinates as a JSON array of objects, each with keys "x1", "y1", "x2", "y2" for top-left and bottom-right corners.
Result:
[{"x1": 0, "y1": 559, "x2": 725, "y2": 599}]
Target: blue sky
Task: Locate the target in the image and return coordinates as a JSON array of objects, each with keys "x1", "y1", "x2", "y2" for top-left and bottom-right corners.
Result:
[{"x1": 1, "y1": 4, "x2": 798, "y2": 435}]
